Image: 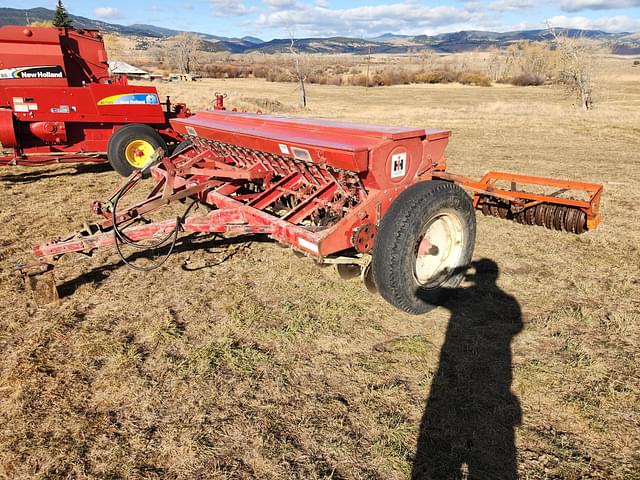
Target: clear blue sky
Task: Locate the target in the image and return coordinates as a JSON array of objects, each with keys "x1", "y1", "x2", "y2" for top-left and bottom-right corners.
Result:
[{"x1": 3, "y1": 0, "x2": 639, "y2": 39}]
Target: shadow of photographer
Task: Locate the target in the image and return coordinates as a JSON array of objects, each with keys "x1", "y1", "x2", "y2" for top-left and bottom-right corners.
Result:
[{"x1": 412, "y1": 258, "x2": 523, "y2": 480}]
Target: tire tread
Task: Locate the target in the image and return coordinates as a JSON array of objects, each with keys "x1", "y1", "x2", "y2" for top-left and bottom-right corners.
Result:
[{"x1": 372, "y1": 180, "x2": 476, "y2": 314}]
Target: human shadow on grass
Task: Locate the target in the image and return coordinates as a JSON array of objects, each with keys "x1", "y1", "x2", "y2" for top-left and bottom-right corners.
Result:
[
  {"x1": 412, "y1": 259, "x2": 523, "y2": 480},
  {"x1": 0, "y1": 162, "x2": 112, "y2": 183},
  {"x1": 57, "y1": 233, "x2": 274, "y2": 298}
]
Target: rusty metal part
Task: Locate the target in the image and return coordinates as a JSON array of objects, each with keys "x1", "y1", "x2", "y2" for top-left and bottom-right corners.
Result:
[
  {"x1": 361, "y1": 262, "x2": 377, "y2": 294},
  {"x1": 16, "y1": 262, "x2": 59, "y2": 304},
  {"x1": 478, "y1": 197, "x2": 587, "y2": 234},
  {"x1": 336, "y1": 263, "x2": 361, "y2": 280},
  {"x1": 352, "y1": 223, "x2": 377, "y2": 253},
  {"x1": 434, "y1": 170, "x2": 601, "y2": 232}
]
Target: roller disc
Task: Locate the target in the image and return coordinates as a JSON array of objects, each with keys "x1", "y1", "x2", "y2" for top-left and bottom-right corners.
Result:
[
  {"x1": 535, "y1": 204, "x2": 546, "y2": 226},
  {"x1": 336, "y1": 263, "x2": 361, "y2": 280},
  {"x1": 525, "y1": 207, "x2": 536, "y2": 225},
  {"x1": 361, "y1": 264, "x2": 377, "y2": 294},
  {"x1": 554, "y1": 206, "x2": 565, "y2": 231}
]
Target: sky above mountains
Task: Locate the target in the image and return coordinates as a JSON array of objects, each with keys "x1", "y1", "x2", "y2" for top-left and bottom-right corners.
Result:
[{"x1": 4, "y1": 0, "x2": 639, "y2": 39}]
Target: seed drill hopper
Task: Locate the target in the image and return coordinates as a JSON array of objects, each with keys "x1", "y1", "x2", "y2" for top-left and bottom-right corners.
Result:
[{"x1": 21, "y1": 98, "x2": 602, "y2": 313}]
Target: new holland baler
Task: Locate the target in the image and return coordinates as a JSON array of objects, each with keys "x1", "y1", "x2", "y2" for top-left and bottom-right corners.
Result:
[
  {"x1": 20, "y1": 97, "x2": 603, "y2": 313},
  {"x1": 0, "y1": 25, "x2": 189, "y2": 176}
]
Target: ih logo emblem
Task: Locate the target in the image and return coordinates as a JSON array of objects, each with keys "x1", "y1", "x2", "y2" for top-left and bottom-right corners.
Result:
[{"x1": 391, "y1": 152, "x2": 407, "y2": 179}]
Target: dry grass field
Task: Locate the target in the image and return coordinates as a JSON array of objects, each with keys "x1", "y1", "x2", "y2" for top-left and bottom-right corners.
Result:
[{"x1": 1, "y1": 57, "x2": 638, "y2": 479}]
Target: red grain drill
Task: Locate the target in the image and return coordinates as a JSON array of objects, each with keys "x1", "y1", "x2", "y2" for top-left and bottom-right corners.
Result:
[{"x1": 21, "y1": 97, "x2": 602, "y2": 313}]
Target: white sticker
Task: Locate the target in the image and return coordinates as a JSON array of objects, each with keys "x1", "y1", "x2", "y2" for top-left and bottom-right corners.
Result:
[
  {"x1": 51, "y1": 105, "x2": 70, "y2": 113},
  {"x1": 27, "y1": 103, "x2": 38, "y2": 111},
  {"x1": 298, "y1": 237, "x2": 319, "y2": 254},
  {"x1": 12, "y1": 97, "x2": 24, "y2": 104},
  {"x1": 390, "y1": 152, "x2": 407, "y2": 179},
  {"x1": 278, "y1": 143, "x2": 290, "y2": 155},
  {"x1": 185, "y1": 126, "x2": 197, "y2": 136},
  {"x1": 13, "y1": 104, "x2": 28, "y2": 112}
]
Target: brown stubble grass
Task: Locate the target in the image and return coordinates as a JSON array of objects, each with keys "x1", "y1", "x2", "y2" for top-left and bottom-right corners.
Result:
[{"x1": 0, "y1": 56, "x2": 638, "y2": 479}]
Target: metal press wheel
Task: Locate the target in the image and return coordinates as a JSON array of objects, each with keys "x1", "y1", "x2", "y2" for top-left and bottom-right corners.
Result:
[
  {"x1": 371, "y1": 180, "x2": 476, "y2": 314},
  {"x1": 108, "y1": 124, "x2": 167, "y2": 177}
]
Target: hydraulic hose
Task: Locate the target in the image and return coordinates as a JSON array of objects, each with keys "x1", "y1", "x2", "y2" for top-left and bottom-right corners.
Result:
[{"x1": 109, "y1": 173, "x2": 197, "y2": 271}]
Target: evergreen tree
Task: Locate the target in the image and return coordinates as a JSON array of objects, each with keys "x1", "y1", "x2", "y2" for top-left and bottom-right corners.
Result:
[{"x1": 52, "y1": 0, "x2": 72, "y2": 28}]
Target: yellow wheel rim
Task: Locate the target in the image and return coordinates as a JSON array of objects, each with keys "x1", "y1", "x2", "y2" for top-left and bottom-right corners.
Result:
[{"x1": 124, "y1": 139, "x2": 155, "y2": 168}]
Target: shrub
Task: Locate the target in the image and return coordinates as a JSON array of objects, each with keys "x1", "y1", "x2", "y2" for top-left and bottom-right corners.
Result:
[
  {"x1": 252, "y1": 65, "x2": 269, "y2": 78},
  {"x1": 222, "y1": 64, "x2": 241, "y2": 78},
  {"x1": 30, "y1": 20, "x2": 54, "y2": 27},
  {"x1": 196, "y1": 60, "x2": 492, "y2": 88},
  {"x1": 201, "y1": 63, "x2": 224, "y2": 78},
  {"x1": 370, "y1": 73, "x2": 385, "y2": 86},
  {"x1": 304, "y1": 72, "x2": 343, "y2": 85},
  {"x1": 414, "y1": 70, "x2": 457, "y2": 84},
  {"x1": 457, "y1": 72, "x2": 492, "y2": 87},
  {"x1": 507, "y1": 73, "x2": 546, "y2": 86},
  {"x1": 332, "y1": 65, "x2": 348, "y2": 75},
  {"x1": 306, "y1": 73, "x2": 323, "y2": 84},
  {"x1": 379, "y1": 69, "x2": 413, "y2": 86},
  {"x1": 266, "y1": 68, "x2": 292, "y2": 82},
  {"x1": 349, "y1": 74, "x2": 369, "y2": 87},
  {"x1": 326, "y1": 75, "x2": 342, "y2": 86},
  {"x1": 633, "y1": 60, "x2": 640, "y2": 67}
]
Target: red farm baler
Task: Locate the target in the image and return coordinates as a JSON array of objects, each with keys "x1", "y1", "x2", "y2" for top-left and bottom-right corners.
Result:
[
  {"x1": 0, "y1": 25, "x2": 189, "y2": 176},
  {"x1": 20, "y1": 97, "x2": 603, "y2": 313}
]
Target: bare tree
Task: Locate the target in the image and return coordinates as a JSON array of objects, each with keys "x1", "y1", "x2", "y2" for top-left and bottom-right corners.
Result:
[
  {"x1": 365, "y1": 46, "x2": 372, "y2": 88},
  {"x1": 487, "y1": 46, "x2": 517, "y2": 82},
  {"x1": 488, "y1": 41, "x2": 555, "y2": 84},
  {"x1": 419, "y1": 49, "x2": 437, "y2": 72},
  {"x1": 169, "y1": 32, "x2": 203, "y2": 75},
  {"x1": 548, "y1": 26, "x2": 596, "y2": 110},
  {"x1": 288, "y1": 32, "x2": 307, "y2": 108}
]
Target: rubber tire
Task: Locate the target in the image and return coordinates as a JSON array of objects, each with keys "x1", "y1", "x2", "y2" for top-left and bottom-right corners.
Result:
[
  {"x1": 372, "y1": 180, "x2": 476, "y2": 315},
  {"x1": 171, "y1": 139, "x2": 193, "y2": 157},
  {"x1": 108, "y1": 124, "x2": 167, "y2": 177}
]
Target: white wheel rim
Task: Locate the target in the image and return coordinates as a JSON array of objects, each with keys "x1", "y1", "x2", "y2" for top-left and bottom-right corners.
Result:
[{"x1": 414, "y1": 212, "x2": 465, "y2": 288}]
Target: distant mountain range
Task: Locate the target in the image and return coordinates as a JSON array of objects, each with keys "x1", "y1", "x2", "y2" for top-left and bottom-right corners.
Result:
[{"x1": 1, "y1": 7, "x2": 639, "y2": 55}]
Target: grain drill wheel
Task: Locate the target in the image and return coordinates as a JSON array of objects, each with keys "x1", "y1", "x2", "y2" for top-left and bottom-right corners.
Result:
[
  {"x1": 172, "y1": 139, "x2": 193, "y2": 156},
  {"x1": 336, "y1": 263, "x2": 361, "y2": 280},
  {"x1": 108, "y1": 124, "x2": 167, "y2": 177},
  {"x1": 372, "y1": 180, "x2": 476, "y2": 314}
]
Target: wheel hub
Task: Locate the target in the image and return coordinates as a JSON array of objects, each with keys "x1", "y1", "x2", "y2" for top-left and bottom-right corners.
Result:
[
  {"x1": 414, "y1": 212, "x2": 464, "y2": 288},
  {"x1": 125, "y1": 139, "x2": 154, "y2": 168}
]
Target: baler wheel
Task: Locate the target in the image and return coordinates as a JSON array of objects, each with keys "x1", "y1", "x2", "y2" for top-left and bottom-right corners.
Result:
[
  {"x1": 108, "y1": 124, "x2": 167, "y2": 177},
  {"x1": 372, "y1": 180, "x2": 476, "y2": 315}
]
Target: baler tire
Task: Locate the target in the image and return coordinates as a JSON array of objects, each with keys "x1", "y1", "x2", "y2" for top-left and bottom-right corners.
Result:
[
  {"x1": 108, "y1": 124, "x2": 167, "y2": 177},
  {"x1": 372, "y1": 180, "x2": 476, "y2": 315}
]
